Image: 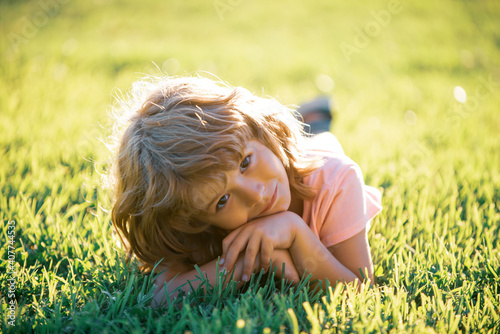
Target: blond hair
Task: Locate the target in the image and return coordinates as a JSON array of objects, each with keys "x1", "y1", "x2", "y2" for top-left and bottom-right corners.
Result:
[{"x1": 108, "y1": 75, "x2": 322, "y2": 271}]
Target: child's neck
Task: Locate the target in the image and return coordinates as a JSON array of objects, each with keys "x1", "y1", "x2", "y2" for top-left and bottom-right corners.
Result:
[{"x1": 288, "y1": 191, "x2": 304, "y2": 217}]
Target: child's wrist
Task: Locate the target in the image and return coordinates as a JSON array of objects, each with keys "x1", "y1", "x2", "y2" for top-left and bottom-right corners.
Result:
[{"x1": 286, "y1": 211, "x2": 307, "y2": 242}]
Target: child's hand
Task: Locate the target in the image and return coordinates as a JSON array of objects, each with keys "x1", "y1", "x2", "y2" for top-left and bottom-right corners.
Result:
[
  {"x1": 220, "y1": 211, "x2": 304, "y2": 282},
  {"x1": 270, "y1": 249, "x2": 300, "y2": 283},
  {"x1": 228, "y1": 249, "x2": 299, "y2": 285}
]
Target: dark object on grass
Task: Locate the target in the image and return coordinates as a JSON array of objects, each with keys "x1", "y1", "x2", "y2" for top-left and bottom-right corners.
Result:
[{"x1": 297, "y1": 96, "x2": 335, "y2": 135}]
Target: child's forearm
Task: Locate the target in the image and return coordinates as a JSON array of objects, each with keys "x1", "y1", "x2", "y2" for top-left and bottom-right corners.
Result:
[
  {"x1": 289, "y1": 222, "x2": 362, "y2": 288},
  {"x1": 153, "y1": 249, "x2": 298, "y2": 307},
  {"x1": 152, "y1": 258, "x2": 226, "y2": 307}
]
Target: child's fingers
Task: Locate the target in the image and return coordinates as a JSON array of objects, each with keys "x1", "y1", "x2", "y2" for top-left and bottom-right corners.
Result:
[
  {"x1": 226, "y1": 256, "x2": 243, "y2": 283},
  {"x1": 274, "y1": 261, "x2": 297, "y2": 282},
  {"x1": 284, "y1": 262, "x2": 300, "y2": 283},
  {"x1": 220, "y1": 228, "x2": 245, "y2": 269},
  {"x1": 271, "y1": 250, "x2": 299, "y2": 283},
  {"x1": 222, "y1": 231, "x2": 249, "y2": 272},
  {"x1": 273, "y1": 260, "x2": 284, "y2": 278},
  {"x1": 260, "y1": 239, "x2": 272, "y2": 270},
  {"x1": 222, "y1": 228, "x2": 243, "y2": 255},
  {"x1": 241, "y1": 235, "x2": 262, "y2": 281},
  {"x1": 222, "y1": 248, "x2": 241, "y2": 274}
]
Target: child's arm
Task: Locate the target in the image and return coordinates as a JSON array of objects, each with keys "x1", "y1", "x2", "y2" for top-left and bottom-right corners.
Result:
[
  {"x1": 220, "y1": 211, "x2": 373, "y2": 289},
  {"x1": 288, "y1": 225, "x2": 373, "y2": 286},
  {"x1": 152, "y1": 249, "x2": 298, "y2": 307},
  {"x1": 327, "y1": 228, "x2": 374, "y2": 282}
]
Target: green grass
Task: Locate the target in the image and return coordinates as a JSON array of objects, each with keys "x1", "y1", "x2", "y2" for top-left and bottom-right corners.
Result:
[{"x1": 1, "y1": 0, "x2": 499, "y2": 332}]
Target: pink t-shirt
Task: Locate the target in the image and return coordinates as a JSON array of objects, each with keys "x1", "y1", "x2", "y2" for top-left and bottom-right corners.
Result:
[{"x1": 302, "y1": 132, "x2": 382, "y2": 248}]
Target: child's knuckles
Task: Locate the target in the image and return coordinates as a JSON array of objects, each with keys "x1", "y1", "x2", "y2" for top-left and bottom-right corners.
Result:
[{"x1": 222, "y1": 237, "x2": 234, "y2": 249}]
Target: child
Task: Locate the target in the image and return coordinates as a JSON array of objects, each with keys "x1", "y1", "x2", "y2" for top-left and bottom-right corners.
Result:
[{"x1": 108, "y1": 75, "x2": 382, "y2": 307}]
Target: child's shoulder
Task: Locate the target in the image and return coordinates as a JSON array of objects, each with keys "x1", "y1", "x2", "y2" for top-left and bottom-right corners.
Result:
[{"x1": 304, "y1": 132, "x2": 364, "y2": 187}]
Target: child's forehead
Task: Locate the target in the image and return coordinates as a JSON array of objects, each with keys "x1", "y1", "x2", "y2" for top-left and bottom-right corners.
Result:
[{"x1": 191, "y1": 178, "x2": 227, "y2": 210}]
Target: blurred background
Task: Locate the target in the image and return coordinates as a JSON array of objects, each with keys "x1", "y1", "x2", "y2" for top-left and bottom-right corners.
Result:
[{"x1": 1, "y1": 0, "x2": 499, "y2": 171}]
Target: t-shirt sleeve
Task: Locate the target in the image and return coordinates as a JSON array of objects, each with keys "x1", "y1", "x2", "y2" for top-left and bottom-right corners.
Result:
[{"x1": 306, "y1": 159, "x2": 382, "y2": 248}]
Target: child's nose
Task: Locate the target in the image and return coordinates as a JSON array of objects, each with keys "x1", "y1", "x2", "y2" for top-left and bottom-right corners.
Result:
[{"x1": 240, "y1": 179, "x2": 265, "y2": 206}]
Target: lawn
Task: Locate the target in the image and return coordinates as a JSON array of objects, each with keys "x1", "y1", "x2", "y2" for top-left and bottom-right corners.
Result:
[{"x1": 1, "y1": 0, "x2": 499, "y2": 332}]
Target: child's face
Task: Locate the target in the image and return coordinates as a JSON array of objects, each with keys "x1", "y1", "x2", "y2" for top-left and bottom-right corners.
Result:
[{"x1": 195, "y1": 140, "x2": 291, "y2": 231}]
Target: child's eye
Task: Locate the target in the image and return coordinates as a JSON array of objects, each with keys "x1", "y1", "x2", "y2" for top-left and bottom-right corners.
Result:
[
  {"x1": 216, "y1": 194, "x2": 229, "y2": 209},
  {"x1": 240, "y1": 155, "x2": 251, "y2": 171}
]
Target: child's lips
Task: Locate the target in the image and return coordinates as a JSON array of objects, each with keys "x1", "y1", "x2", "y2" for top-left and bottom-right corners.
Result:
[{"x1": 260, "y1": 185, "x2": 277, "y2": 216}]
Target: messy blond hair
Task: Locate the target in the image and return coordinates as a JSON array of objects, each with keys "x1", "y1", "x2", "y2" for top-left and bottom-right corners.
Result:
[{"x1": 108, "y1": 75, "x2": 322, "y2": 271}]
